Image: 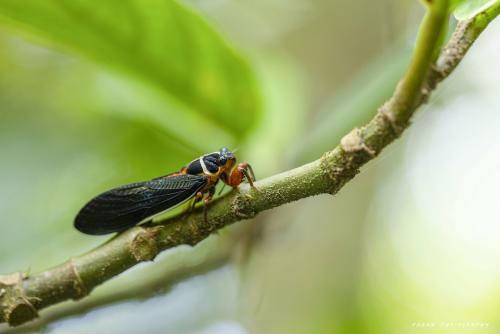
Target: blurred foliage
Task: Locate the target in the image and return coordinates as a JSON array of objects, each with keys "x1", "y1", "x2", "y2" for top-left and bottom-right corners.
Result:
[
  {"x1": 0, "y1": 0, "x2": 261, "y2": 147},
  {"x1": 290, "y1": 44, "x2": 410, "y2": 164},
  {"x1": 0, "y1": 0, "x2": 499, "y2": 334},
  {"x1": 454, "y1": 0, "x2": 498, "y2": 19}
]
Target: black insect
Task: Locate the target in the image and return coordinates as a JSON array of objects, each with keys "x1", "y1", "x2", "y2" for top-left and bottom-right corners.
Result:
[{"x1": 74, "y1": 148, "x2": 255, "y2": 235}]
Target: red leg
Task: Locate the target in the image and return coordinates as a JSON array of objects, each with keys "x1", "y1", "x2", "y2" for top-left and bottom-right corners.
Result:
[
  {"x1": 227, "y1": 162, "x2": 256, "y2": 188},
  {"x1": 240, "y1": 162, "x2": 256, "y2": 187}
]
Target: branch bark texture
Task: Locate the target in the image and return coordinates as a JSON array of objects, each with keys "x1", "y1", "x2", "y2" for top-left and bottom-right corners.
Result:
[{"x1": 1, "y1": 1, "x2": 499, "y2": 327}]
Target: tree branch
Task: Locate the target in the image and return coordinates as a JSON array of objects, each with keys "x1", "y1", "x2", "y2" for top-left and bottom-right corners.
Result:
[
  {"x1": 1, "y1": 219, "x2": 264, "y2": 333},
  {"x1": 1, "y1": 0, "x2": 499, "y2": 327}
]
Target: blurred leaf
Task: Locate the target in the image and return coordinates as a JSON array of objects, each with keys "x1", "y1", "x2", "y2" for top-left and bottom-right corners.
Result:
[
  {"x1": 450, "y1": 0, "x2": 468, "y2": 8},
  {"x1": 454, "y1": 0, "x2": 497, "y2": 19},
  {"x1": 245, "y1": 55, "x2": 308, "y2": 175},
  {"x1": 0, "y1": 0, "x2": 261, "y2": 139},
  {"x1": 291, "y1": 44, "x2": 410, "y2": 164}
]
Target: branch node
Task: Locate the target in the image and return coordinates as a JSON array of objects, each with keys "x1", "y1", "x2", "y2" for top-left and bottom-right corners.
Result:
[
  {"x1": 320, "y1": 150, "x2": 360, "y2": 195},
  {"x1": 5, "y1": 296, "x2": 38, "y2": 326},
  {"x1": 0, "y1": 273, "x2": 38, "y2": 326},
  {"x1": 231, "y1": 194, "x2": 256, "y2": 219},
  {"x1": 340, "y1": 128, "x2": 376, "y2": 157},
  {"x1": 66, "y1": 258, "x2": 88, "y2": 300},
  {"x1": 0, "y1": 273, "x2": 21, "y2": 287},
  {"x1": 130, "y1": 228, "x2": 159, "y2": 262},
  {"x1": 378, "y1": 103, "x2": 404, "y2": 135}
]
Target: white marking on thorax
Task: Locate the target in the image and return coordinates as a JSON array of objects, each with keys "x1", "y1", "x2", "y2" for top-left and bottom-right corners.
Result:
[{"x1": 199, "y1": 157, "x2": 216, "y2": 175}]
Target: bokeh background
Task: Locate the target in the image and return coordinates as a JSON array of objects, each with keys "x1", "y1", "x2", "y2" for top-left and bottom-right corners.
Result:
[{"x1": 0, "y1": 0, "x2": 499, "y2": 333}]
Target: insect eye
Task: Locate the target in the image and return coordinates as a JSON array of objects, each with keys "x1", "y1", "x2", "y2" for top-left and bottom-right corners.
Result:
[{"x1": 219, "y1": 156, "x2": 227, "y2": 165}]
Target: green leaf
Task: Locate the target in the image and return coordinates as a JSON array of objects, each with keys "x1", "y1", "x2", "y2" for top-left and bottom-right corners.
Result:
[
  {"x1": 454, "y1": 0, "x2": 498, "y2": 20},
  {"x1": 0, "y1": 0, "x2": 260, "y2": 139}
]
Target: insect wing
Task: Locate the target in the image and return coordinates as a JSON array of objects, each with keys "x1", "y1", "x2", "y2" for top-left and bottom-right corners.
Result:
[{"x1": 74, "y1": 174, "x2": 207, "y2": 235}]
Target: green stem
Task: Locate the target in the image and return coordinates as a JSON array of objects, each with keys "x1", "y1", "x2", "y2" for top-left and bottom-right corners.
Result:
[
  {"x1": 398, "y1": 0, "x2": 448, "y2": 114},
  {"x1": 375, "y1": 0, "x2": 449, "y2": 132}
]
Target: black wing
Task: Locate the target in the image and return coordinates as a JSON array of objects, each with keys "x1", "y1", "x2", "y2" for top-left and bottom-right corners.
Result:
[{"x1": 74, "y1": 174, "x2": 207, "y2": 235}]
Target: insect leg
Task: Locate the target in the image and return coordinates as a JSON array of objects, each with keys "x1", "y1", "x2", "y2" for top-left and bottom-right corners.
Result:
[
  {"x1": 182, "y1": 191, "x2": 204, "y2": 215},
  {"x1": 191, "y1": 191, "x2": 204, "y2": 211},
  {"x1": 226, "y1": 162, "x2": 257, "y2": 188},
  {"x1": 203, "y1": 186, "x2": 216, "y2": 223}
]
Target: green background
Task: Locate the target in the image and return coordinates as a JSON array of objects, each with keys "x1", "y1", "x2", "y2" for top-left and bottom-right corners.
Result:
[{"x1": 0, "y1": 0, "x2": 499, "y2": 333}]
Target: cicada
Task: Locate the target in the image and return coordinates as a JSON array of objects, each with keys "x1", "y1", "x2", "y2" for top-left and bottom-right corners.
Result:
[{"x1": 74, "y1": 148, "x2": 255, "y2": 235}]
